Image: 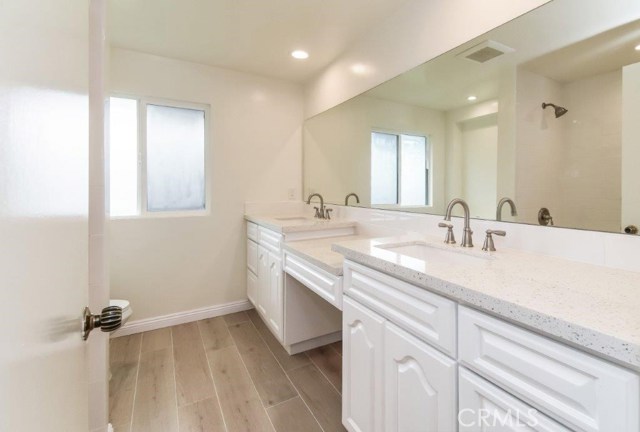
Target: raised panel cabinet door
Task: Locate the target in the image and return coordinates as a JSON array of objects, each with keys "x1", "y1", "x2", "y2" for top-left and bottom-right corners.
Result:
[
  {"x1": 247, "y1": 269, "x2": 258, "y2": 306},
  {"x1": 343, "y1": 297, "x2": 385, "y2": 432},
  {"x1": 384, "y1": 322, "x2": 457, "y2": 432},
  {"x1": 268, "y1": 252, "x2": 284, "y2": 340},
  {"x1": 257, "y1": 244, "x2": 269, "y2": 317},
  {"x1": 247, "y1": 238, "x2": 258, "y2": 274},
  {"x1": 458, "y1": 368, "x2": 571, "y2": 432}
]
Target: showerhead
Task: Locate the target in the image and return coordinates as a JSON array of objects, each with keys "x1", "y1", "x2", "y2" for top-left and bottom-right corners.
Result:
[{"x1": 542, "y1": 102, "x2": 568, "y2": 118}]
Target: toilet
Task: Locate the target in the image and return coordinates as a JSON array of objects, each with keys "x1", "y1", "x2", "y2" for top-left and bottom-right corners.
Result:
[{"x1": 109, "y1": 299, "x2": 132, "y2": 326}]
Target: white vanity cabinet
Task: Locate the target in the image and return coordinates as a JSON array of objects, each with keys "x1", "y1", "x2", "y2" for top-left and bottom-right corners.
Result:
[
  {"x1": 342, "y1": 262, "x2": 458, "y2": 432},
  {"x1": 342, "y1": 259, "x2": 640, "y2": 432},
  {"x1": 247, "y1": 222, "x2": 284, "y2": 341}
]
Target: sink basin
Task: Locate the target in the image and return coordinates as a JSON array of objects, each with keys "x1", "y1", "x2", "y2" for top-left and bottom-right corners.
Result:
[
  {"x1": 375, "y1": 241, "x2": 490, "y2": 266},
  {"x1": 274, "y1": 216, "x2": 312, "y2": 223}
]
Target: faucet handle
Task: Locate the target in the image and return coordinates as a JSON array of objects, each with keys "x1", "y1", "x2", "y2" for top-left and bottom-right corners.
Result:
[
  {"x1": 325, "y1": 208, "x2": 333, "y2": 220},
  {"x1": 482, "y1": 229, "x2": 506, "y2": 252},
  {"x1": 313, "y1": 206, "x2": 320, "y2": 219},
  {"x1": 438, "y1": 222, "x2": 456, "y2": 244}
]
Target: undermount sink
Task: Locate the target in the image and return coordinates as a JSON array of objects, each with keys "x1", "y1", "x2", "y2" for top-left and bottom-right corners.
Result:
[
  {"x1": 375, "y1": 241, "x2": 491, "y2": 266},
  {"x1": 274, "y1": 216, "x2": 313, "y2": 223}
]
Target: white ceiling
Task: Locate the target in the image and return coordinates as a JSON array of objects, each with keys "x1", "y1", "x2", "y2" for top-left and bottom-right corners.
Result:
[{"x1": 108, "y1": 0, "x2": 411, "y2": 83}]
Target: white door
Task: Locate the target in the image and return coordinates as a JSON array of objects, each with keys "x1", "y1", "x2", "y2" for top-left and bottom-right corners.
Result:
[
  {"x1": 384, "y1": 322, "x2": 457, "y2": 432},
  {"x1": 268, "y1": 252, "x2": 283, "y2": 339},
  {"x1": 257, "y1": 245, "x2": 269, "y2": 316},
  {"x1": 0, "y1": 1, "x2": 102, "y2": 431},
  {"x1": 343, "y1": 297, "x2": 385, "y2": 432}
]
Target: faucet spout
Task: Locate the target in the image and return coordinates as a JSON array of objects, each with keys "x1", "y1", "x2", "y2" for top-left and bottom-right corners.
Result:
[
  {"x1": 306, "y1": 193, "x2": 326, "y2": 219},
  {"x1": 496, "y1": 197, "x2": 518, "y2": 221},
  {"x1": 444, "y1": 198, "x2": 473, "y2": 247},
  {"x1": 345, "y1": 193, "x2": 360, "y2": 206}
]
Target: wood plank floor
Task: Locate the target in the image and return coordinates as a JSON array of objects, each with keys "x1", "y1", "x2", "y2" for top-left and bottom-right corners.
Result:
[{"x1": 109, "y1": 309, "x2": 345, "y2": 432}]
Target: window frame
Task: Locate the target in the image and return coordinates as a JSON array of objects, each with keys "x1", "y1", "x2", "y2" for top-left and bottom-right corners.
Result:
[
  {"x1": 371, "y1": 129, "x2": 432, "y2": 209},
  {"x1": 109, "y1": 94, "x2": 211, "y2": 219}
]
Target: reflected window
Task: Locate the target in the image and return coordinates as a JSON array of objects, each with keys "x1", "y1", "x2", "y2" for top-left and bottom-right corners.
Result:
[
  {"x1": 109, "y1": 97, "x2": 207, "y2": 217},
  {"x1": 371, "y1": 132, "x2": 430, "y2": 206}
]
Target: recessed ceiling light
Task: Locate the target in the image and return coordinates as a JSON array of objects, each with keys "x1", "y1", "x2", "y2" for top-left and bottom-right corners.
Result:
[
  {"x1": 635, "y1": 44, "x2": 640, "y2": 51},
  {"x1": 467, "y1": 95, "x2": 477, "y2": 101},
  {"x1": 291, "y1": 50, "x2": 309, "y2": 60}
]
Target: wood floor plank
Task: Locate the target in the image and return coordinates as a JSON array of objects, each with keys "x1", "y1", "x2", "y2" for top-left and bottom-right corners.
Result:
[
  {"x1": 307, "y1": 345, "x2": 342, "y2": 393},
  {"x1": 228, "y1": 322, "x2": 298, "y2": 407},
  {"x1": 198, "y1": 317, "x2": 234, "y2": 352},
  {"x1": 330, "y1": 341, "x2": 342, "y2": 356},
  {"x1": 178, "y1": 398, "x2": 225, "y2": 432},
  {"x1": 141, "y1": 327, "x2": 172, "y2": 352},
  {"x1": 207, "y1": 346, "x2": 275, "y2": 432},
  {"x1": 172, "y1": 323, "x2": 215, "y2": 407},
  {"x1": 267, "y1": 396, "x2": 323, "y2": 432},
  {"x1": 287, "y1": 364, "x2": 346, "y2": 432},
  {"x1": 132, "y1": 348, "x2": 178, "y2": 432},
  {"x1": 247, "y1": 309, "x2": 310, "y2": 371},
  {"x1": 109, "y1": 334, "x2": 141, "y2": 427},
  {"x1": 223, "y1": 311, "x2": 250, "y2": 326}
]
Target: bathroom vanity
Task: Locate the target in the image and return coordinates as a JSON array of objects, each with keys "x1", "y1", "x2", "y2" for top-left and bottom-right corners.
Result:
[
  {"x1": 334, "y1": 236, "x2": 640, "y2": 432},
  {"x1": 245, "y1": 214, "x2": 355, "y2": 353},
  {"x1": 245, "y1": 210, "x2": 640, "y2": 432}
]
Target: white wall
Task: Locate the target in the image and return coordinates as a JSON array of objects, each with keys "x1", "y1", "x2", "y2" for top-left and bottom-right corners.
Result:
[
  {"x1": 304, "y1": 0, "x2": 550, "y2": 117},
  {"x1": 109, "y1": 48, "x2": 303, "y2": 320}
]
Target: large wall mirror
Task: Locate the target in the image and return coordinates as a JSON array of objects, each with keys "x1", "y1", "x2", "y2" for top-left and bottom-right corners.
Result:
[{"x1": 304, "y1": 0, "x2": 640, "y2": 234}]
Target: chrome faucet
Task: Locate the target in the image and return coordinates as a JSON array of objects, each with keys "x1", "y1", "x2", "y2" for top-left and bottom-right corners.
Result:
[
  {"x1": 345, "y1": 193, "x2": 360, "y2": 206},
  {"x1": 307, "y1": 193, "x2": 330, "y2": 219},
  {"x1": 496, "y1": 197, "x2": 518, "y2": 221},
  {"x1": 443, "y1": 198, "x2": 473, "y2": 247}
]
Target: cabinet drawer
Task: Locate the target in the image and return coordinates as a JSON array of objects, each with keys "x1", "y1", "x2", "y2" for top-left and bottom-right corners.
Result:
[
  {"x1": 258, "y1": 226, "x2": 282, "y2": 254},
  {"x1": 344, "y1": 260, "x2": 456, "y2": 357},
  {"x1": 247, "y1": 221, "x2": 258, "y2": 241},
  {"x1": 459, "y1": 306, "x2": 640, "y2": 432},
  {"x1": 284, "y1": 251, "x2": 343, "y2": 310},
  {"x1": 247, "y1": 239, "x2": 258, "y2": 274},
  {"x1": 459, "y1": 367, "x2": 570, "y2": 431}
]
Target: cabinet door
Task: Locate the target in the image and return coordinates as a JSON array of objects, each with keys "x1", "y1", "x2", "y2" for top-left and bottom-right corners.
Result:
[
  {"x1": 247, "y1": 239, "x2": 258, "y2": 274},
  {"x1": 268, "y1": 252, "x2": 284, "y2": 340},
  {"x1": 256, "y1": 245, "x2": 269, "y2": 317},
  {"x1": 247, "y1": 269, "x2": 257, "y2": 306},
  {"x1": 343, "y1": 297, "x2": 385, "y2": 432},
  {"x1": 384, "y1": 322, "x2": 457, "y2": 432}
]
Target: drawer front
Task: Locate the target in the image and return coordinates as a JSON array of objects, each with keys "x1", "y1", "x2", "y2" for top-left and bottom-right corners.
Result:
[
  {"x1": 247, "y1": 221, "x2": 258, "y2": 241},
  {"x1": 284, "y1": 251, "x2": 343, "y2": 310},
  {"x1": 459, "y1": 306, "x2": 640, "y2": 432},
  {"x1": 459, "y1": 367, "x2": 571, "y2": 431},
  {"x1": 247, "y1": 239, "x2": 258, "y2": 274},
  {"x1": 344, "y1": 260, "x2": 456, "y2": 357},
  {"x1": 258, "y1": 226, "x2": 282, "y2": 254}
]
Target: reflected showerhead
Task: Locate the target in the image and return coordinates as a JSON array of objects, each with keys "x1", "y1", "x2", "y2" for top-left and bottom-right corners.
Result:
[{"x1": 542, "y1": 102, "x2": 568, "y2": 118}]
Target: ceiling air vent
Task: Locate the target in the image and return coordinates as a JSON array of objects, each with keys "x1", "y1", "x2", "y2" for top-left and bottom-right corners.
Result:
[{"x1": 458, "y1": 40, "x2": 515, "y2": 63}]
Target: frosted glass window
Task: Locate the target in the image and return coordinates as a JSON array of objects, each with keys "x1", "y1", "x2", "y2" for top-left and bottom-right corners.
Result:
[
  {"x1": 400, "y1": 134, "x2": 428, "y2": 206},
  {"x1": 109, "y1": 97, "x2": 139, "y2": 217},
  {"x1": 371, "y1": 132, "x2": 398, "y2": 204},
  {"x1": 146, "y1": 104, "x2": 205, "y2": 212}
]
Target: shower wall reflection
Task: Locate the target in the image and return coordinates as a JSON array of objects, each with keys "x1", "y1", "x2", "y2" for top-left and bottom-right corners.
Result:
[{"x1": 303, "y1": 2, "x2": 640, "y2": 234}]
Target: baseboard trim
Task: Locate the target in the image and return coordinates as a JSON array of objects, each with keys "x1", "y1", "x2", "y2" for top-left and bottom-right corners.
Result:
[{"x1": 111, "y1": 299, "x2": 253, "y2": 337}]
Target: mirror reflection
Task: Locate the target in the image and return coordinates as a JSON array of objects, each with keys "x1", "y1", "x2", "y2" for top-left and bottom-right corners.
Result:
[{"x1": 303, "y1": 2, "x2": 640, "y2": 234}]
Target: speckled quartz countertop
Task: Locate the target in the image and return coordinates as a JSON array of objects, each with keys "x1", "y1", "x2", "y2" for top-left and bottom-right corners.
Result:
[
  {"x1": 282, "y1": 235, "x2": 368, "y2": 276},
  {"x1": 332, "y1": 234, "x2": 640, "y2": 371},
  {"x1": 245, "y1": 214, "x2": 356, "y2": 234}
]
